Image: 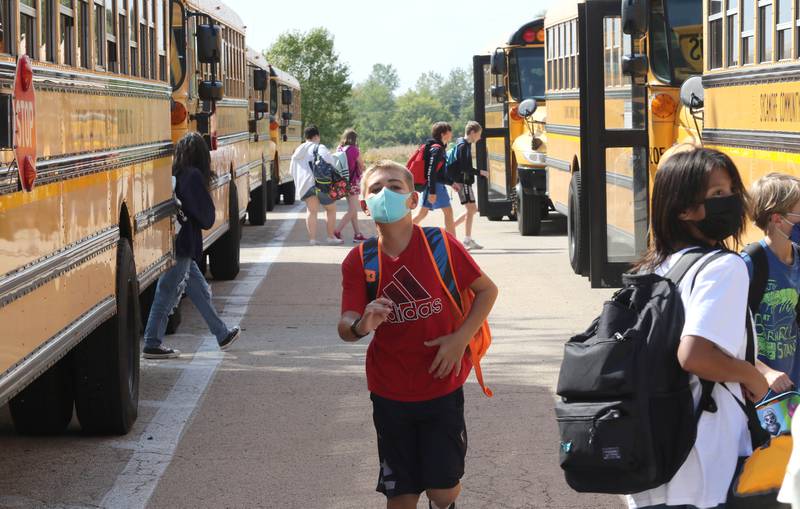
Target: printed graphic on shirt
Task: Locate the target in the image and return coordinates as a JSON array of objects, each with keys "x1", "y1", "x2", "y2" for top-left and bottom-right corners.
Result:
[
  {"x1": 755, "y1": 279, "x2": 799, "y2": 362},
  {"x1": 382, "y1": 266, "x2": 443, "y2": 324}
]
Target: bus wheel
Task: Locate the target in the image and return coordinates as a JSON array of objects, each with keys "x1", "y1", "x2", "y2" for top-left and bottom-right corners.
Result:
[
  {"x1": 209, "y1": 184, "x2": 241, "y2": 280},
  {"x1": 266, "y1": 179, "x2": 276, "y2": 212},
  {"x1": 9, "y1": 356, "x2": 74, "y2": 435},
  {"x1": 248, "y1": 184, "x2": 267, "y2": 225},
  {"x1": 487, "y1": 215, "x2": 503, "y2": 222},
  {"x1": 518, "y1": 188, "x2": 542, "y2": 236},
  {"x1": 568, "y1": 173, "x2": 589, "y2": 275},
  {"x1": 281, "y1": 181, "x2": 296, "y2": 205},
  {"x1": 73, "y1": 238, "x2": 140, "y2": 435}
]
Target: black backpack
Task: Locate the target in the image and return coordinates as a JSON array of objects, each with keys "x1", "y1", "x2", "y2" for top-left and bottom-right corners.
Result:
[{"x1": 555, "y1": 249, "x2": 727, "y2": 494}]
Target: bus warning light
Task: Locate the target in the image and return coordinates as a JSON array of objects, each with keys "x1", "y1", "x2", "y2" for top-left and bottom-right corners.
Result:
[
  {"x1": 523, "y1": 29, "x2": 537, "y2": 44},
  {"x1": 171, "y1": 101, "x2": 187, "y2": 125},
  {"x1": 13, "y1": 54, "x2": 36, "y2": 192},
  {"x1": 651, "y1": 93, "x2": 677, "y2": 119},
  {"x1": 510, "y1": 105, "x2": 522, "y2": 122}
]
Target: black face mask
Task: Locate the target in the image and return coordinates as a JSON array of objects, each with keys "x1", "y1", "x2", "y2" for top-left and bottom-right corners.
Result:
[{"x1": 695, "y1": 194, "x2": 744, "y2": 241}]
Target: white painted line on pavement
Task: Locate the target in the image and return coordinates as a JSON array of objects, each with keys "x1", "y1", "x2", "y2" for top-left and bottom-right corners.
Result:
[{"x1": 100, "y1": 205, "x2": 303, "y2": 509}]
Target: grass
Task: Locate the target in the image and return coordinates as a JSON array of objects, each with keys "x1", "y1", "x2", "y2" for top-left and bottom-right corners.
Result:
[{"x1": 362, "y1": 145, "x2": 417, "y2": 166}]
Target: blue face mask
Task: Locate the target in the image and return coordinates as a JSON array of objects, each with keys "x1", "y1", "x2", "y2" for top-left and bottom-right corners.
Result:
[
  {"x1": 365, "y1": 188, "x2": 412, "y2": 224},
  {"x1": 782, "y1": 215, "x2": 800, "y2": 244}
]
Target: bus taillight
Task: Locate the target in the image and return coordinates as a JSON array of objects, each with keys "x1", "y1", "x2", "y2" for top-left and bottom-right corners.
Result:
[
  {"x1": 171, "y1": 101, "x2": 187, "y2": 125},
  {"x1": 523, "y1": 28, "x2": 540, "y2": 44}
]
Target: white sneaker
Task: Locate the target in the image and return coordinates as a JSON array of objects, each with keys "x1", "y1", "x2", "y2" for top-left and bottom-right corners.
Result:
[
  {"x1": 309, "y1": 239, "x2": 318, "y2": 246},
  {"x1": 327, "y1": 237, "x2": 344, "y2": 245},
  {"x1": 463, "y1": 239, "x2": 484, "y2": 251}
]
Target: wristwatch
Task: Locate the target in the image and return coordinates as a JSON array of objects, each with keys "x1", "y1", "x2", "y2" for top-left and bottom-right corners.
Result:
[{"x1": 350, "y1": 317, "x2": 369, "y2": 338}]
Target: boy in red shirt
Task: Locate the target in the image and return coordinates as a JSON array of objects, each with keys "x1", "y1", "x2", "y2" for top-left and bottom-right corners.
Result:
[{"x1": 338, "y1": 160, "x2": 498, "y2": 509}]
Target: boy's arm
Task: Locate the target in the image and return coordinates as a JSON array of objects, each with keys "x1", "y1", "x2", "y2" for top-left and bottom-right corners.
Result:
[
  {"x1": 426, "y1": 145, "x2": 440, "y2": 196},
  {"x1": 425, "y1": 272, "x2": 499, "y2": 378},
  {"x1": 756, "y1": 359, "x2": 794, "y2": 392},
  {"x1": 458, "y1": 143, "x2": 472, "y2": 179},
  {"x1": 338, "y1": 298, "x2": 394, "y2": 342}
]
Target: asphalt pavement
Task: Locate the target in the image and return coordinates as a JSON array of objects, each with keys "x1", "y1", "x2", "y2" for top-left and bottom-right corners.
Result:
[{"x1": 0, "y1": 196, "x2": 624, "y2": 509}]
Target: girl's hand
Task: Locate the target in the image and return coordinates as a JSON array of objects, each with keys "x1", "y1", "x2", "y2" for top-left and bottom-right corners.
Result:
[
  {"x1": 424, "y1": 333, "x2": 469, "y2": 379},
  {"x1": 765, "y1": 369, "x2": 794, "y2": 393},
  {"x1": 428, "y1": 194, "x2": 437, "y2": 204}
]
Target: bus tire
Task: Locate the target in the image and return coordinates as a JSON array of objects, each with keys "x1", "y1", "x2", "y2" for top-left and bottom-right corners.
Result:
[
  {"x1": 9, "y1": 355, "x2": 74, "y2": 435},
  {"x1": 265, "y1": 179, "x2": 276, "y2": 212},
  {"x1": 281, "y1": 181, "x2": 296, "y2": 205},
  {"x1": 247, "y1": 168, "x2": 267, "y2": 226},
  {"x1": 209, "y1": 184, "x2": 241, "y2": 280},
  {"x1": 568, "y1": 172, "x2": 589, "y2": 275},
  {"x1": 518, "y1": 189, "x2": 542, "y2": 236},
  {"x1": 73, "y1": 238, "x2": 140, "y2": 435},
  {"x1": 487, "y1": 215, "x2": 503, "y2": 222}
]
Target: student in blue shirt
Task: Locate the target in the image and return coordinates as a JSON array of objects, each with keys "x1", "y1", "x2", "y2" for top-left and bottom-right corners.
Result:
[{"x1": 742, "y1": 173, "x2": 800, "y2": 392}]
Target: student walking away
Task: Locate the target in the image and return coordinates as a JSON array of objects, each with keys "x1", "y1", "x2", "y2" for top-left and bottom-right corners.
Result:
[
  {"x1": 334, "y1": 128, "x2": 367, "y2": 242},
  {"x1": 338, "y1": 160, "x2": 498, "y2": 509},
  {"x1": 555, "y1": 146, "x2": 768, "y2": 509},
  {"x1": 413, "y1": 122, "x2": 456, "y2": 235},
  {"x1": 449, "y1": 121, "x2": 486, "y2": 250},
  {"x1": 143, "y1": 132, "x2": 240, "y2": 358},
  {"x1": 742, "y1": 173, "x2": 800, "y2": 393},
  {"x1": 290, "y1": 125, "x2": 344, "y2": 245}
]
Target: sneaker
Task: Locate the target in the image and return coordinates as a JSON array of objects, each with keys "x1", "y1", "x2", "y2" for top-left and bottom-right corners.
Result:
[
  {"x1": 463, "y1": 238, "x2": 484, "y2": 251},
  {"x1": 309, "y1": 239, "x2": 318, "y2": 246},
  {"x1": 327, "y1": 237, "x2": 344, "y2": 245},
  {"x1": 218, "y1": 326, "x2": 241, "y2": 351},
  {"x1": 353, "y1": 233, "x2": 367, "y2": 243},
  {"x1": 333, "y1": 230, "x2": 342, "y2": 240},
  {"x1": 143, "y1": 345, "x2": 181, "y2": 359}
]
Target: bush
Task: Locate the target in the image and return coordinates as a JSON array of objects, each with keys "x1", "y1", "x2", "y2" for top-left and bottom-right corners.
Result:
[{"x1": 362, "y1": 145, "x2": 417, "y2": 166}]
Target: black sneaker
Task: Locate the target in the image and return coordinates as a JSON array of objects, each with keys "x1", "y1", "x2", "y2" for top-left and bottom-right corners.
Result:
[
  {"x1": 429, "y1": 502, "x2": 455, "y2": 509},
  {"x1": 143, "y1": 345, "x2": 181, "y2": 359},
  {"x1": 218, "y1": 327, "x2": 240, "y2": 351}
]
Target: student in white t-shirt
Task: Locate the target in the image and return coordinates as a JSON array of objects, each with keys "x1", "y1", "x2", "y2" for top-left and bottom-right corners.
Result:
[{"x1": 626, "y1": 146, "x2": 769, "y2": 509}]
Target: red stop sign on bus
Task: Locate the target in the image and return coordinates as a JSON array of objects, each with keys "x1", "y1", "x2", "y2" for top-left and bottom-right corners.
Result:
[{"x1": 13, "y1": 55, "x2": 36, "y2": 192}]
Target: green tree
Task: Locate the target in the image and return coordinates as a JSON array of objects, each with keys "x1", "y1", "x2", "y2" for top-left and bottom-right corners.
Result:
[
  {"x1": 437, "y1": 68, "x2": 474, "y2": 129},
  {"x1": 350, "y1": 64, "x2": 400, "y2": 148},
  {"x1": 392, "y1": 90, "x2": 449, "y2": 145},
  {"x1": 266, "y1": 28, "x2": 352, "y2": 144}
]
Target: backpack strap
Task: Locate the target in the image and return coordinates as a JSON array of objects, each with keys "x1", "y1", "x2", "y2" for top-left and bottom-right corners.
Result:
[
  {"x1": 743, "y1": 242, "x2": 769, "y2": 317},
  {"x1": 419, "y1": 226, "x2": 463, "y2": 313},
  {"x1": 360, "y1": 237, "x2": 381, "y2": 303}
]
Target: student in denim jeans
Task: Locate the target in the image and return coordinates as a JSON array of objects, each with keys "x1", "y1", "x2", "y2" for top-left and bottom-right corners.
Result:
[{"x1": 143, "y1": 132, "x2": 240, "y2": 359}]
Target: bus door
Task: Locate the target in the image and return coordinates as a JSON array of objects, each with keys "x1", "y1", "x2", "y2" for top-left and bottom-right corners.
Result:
[
  {"x1": 473, "y1": 54, "x2": 513, "y2": 219},
  {"x1": 580, "y1": 0, "x2": 650, "y2": 288}
]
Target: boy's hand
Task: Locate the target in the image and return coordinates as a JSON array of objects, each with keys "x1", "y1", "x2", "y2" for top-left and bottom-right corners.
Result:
[
  {"x1": 743, "y1": 370, "x2": 770, "y2": 403},
  {"x1": 765, "y1": 368, "x2": 794, "y2": 393},
  {"x1": 360, "y1": 297, "x2": 394, "y2": 333},
  {"x1": 480, "y1": 170, "x2": 489, "y2": 178},
  {"x1": 452, "y1": 183, "x2": 462, "y2": 192},
  {"x1": 424, "y1": 333, "x2": 469, "y2": 379},
  {"x1": 428, "y1": 194, "x2": 437, "y2": 204}
]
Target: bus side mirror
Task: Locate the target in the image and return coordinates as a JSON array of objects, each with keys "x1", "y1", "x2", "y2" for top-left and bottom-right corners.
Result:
[
  {"x1": 196, "y1": 24, "x2": 222, "y2": 64},
  {"x1": 621, "y1": 0, "x2": 649, "y2": 37},
  {"x1": 255, "y1": 101, "x2": 268, "y2": 115},
  {"x1": 622, "y1": 54, "x2": 648, "y2": 79},
  {"x1": 680, "y1": 75, "x2": 705, "y2": 109},
  {"x1": 518, "y1": 98, "x2": 538, "y2": 117},
  {"x1": 490, "y1": 49, "x2": 506, "y2": 75},
  {"x1": 253, "y1": 69, "x2": 268, "y2": 91},
  {"x1": 491, "y1": 84, "x2": 506, "y2": 99},
  {"x1": 199, "y1": 80, "x2": 223, "y2": 101},
  {"x1": 281, "y1": 89, "x2": 293, "y2": 105}
]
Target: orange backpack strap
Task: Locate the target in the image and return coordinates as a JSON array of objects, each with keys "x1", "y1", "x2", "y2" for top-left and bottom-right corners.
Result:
[{"x1": 419, "y1": 226, "x2": 492, "y2": 397}]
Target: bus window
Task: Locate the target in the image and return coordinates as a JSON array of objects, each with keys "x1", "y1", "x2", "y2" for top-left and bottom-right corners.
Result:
[
  {"x1": 156, "y1": 0, "x2": 165, "y2": 79},
  {"x1": 776, "y1": 0, "x2": 790, "y2": 60},
  {"x1": 117, "y1": 0, "x2": 127, "y2": 73},
  {"x1": 742, "y1": 0, "x2": 754, "y2": 64},
  {"x1": 78, "y1": 0, "x2": 90, "y2": 67},
  {"x1": 508, "y1": 47, "x2": 545, "y2": 100},
  {"x1": 20, "y1": 0, "x2": 36, "y2": 57},
  {"x1": 41, "y1": 0, "x2": 55, "y2": 62},
  {"x1": 649, "y1": 0, "x2": 702, "y2": 84},
  {"x1": 169, "y1": 0, "x2": 185, "y2": 90},
  {"x1": 0, "y1": 0, "x2": 10, "y2": 54},
  {"x1": 758, "y1": 1, "x2": 773, "y2": 62},
  {"x1": 94, "y1": 0, "x2": 103, "y2": 67},
  {"x1": 105, "y1": 0, "x2": 117, "y2": 72},
  {"x1": 59, "y1": 0, "x2": 75, "y2": 66}
]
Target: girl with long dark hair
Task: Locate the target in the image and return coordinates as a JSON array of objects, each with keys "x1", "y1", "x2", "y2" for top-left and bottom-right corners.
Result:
[
  {"x1": 627, "y1": 146, "x2": 768, "y2": 508},
  {"x1": 143, "y1": 132, "x2": 240, "y2": 358}
]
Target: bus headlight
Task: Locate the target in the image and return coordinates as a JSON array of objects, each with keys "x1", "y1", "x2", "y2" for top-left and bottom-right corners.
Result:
[{"x1": 522, "y1": 151, "x2": 547, "y2": 165}]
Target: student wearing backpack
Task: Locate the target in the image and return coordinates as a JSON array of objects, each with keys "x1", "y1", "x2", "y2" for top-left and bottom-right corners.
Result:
[
  {"x1": 449, "y1": 121, "x2": 486, "y2": 250},
  {"x1": 742, "y1": 173, "x2": 800, "y2": 393},
  {"x1": 413, "y1": 122, "x2": 456, "y2": 235},
  {"x1": 333, "y1": 128, "x2": 367, "y2": 243},
  {"x1": 338, "y1": 160, "x2": 498, "y2": 509},
  {"x1": 625, "y1": 147, "x2": 769, "y2": 508},
  {"x1": 290, "y1": 125, "x2": 343, "y2": 245}
]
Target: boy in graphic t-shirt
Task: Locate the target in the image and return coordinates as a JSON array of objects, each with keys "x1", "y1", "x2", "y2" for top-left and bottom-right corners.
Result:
[
  {"x1": 338, "y1": 160, "x2": 498, "y2": 509},
  {"x1": 743, "y1": 173, "x2": 800, "y2": 392}
]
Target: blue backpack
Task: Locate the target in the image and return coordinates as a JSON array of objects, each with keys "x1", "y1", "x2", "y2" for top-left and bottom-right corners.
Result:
[{"x1": 445, "y1": 138, "x2": 466, "y2": 184}]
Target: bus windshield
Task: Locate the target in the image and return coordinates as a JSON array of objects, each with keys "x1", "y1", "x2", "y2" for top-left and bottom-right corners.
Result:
[
  {"x1": 650, "y1": 0, "x2": 702, "y2": 85},
  {"x1": 508, "y1": 47, "x2": 545, "y2": 101}
]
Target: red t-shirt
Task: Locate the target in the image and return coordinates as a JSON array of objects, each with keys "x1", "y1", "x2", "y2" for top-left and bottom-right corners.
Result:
[{"x1": 341, "y1": 227, "x2": 482, "y2": 402}]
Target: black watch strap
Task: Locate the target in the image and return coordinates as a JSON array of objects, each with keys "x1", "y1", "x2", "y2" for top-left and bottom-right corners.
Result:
[{"x1": 350, "y1": 318, "x2": 369, "y2": 338}]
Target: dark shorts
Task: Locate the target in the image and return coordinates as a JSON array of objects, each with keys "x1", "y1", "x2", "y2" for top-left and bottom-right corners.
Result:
[
  {"x1": 371, "y1": 387, "x2": 467, "y2": 498},
  {"x1": 457, "y1": 184, "x2": 475, "y2": 204},
  {"x1": 302, "y1": 186, "x2": 334, "y2": 206}
]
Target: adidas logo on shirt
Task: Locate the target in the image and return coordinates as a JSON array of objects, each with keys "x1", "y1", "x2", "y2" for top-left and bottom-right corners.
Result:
[{"x1": 382, "y1": 266, "x2": 444, "y2": 323}]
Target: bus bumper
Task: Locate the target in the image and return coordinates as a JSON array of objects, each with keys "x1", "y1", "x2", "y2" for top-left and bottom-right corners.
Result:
[{"x1": 518, "y1": 166, "x2": 548, "y2": 196}]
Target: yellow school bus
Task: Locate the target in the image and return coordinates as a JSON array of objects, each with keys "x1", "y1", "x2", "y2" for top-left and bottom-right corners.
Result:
[
  {"x1": 170, "y1": 0, "x2": 249, "y2": 280},
  {"x1": 0, "y1": 0, "x2": 174, "y2": 434},
  {"x1": 692, "y1": 0, "x2": 800, "y2": 245},
  {"x1": 543, "y1": 0, "x2": 702, "y2": 286},
  {"x1": 268, "y1": 64, "x2": 302, "y2": 205},
  {"x1": 244, "y1": 48, "x2": 277, "y2": 224},
  {"x1": 473, "y1": 19, "x2": 548, "y2": 236}
]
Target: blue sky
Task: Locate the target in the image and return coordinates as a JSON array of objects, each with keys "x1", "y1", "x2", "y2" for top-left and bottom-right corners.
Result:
[{"x1": 225, "y1": 0, "x2": 553, "y2": 91}]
